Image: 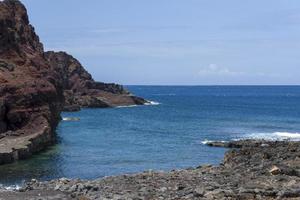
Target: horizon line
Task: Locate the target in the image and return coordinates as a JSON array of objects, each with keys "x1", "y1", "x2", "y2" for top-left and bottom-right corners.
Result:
[{"x1": 123, "y1": 84, "x2": 300, "y2": 87}]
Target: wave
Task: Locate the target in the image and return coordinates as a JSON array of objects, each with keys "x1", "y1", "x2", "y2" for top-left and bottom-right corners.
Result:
[
  {"x1": 115, "y1": 105, "x2": 138, "y2": 108},
  {"x1": 201, "y1": 140, "x2": 214, "y2": 145},
  {"x1": 144, "y1": 101, "x2": 160, "y2": 106},
  {"x1": 1, "y1": 185, "x2": 21, "y2": 191},
  {"x1": 240, "y1": 131, "x2": 300, "y2": 141},
  {"x1": 115, "y1": 101, "x2": 160, "y2": 108},
  {"x1": 62, "y1": 117, "x2": 80, "y2": 121},
  {"x1": 201, "y1": 132, "x2": 300, "y2": 145},
  {"x1": 274, "y1": 132, "x2": 300, "y2": 138},
  {"x1": 201, "y1": 140, "x2": 226, "y2": 145}
]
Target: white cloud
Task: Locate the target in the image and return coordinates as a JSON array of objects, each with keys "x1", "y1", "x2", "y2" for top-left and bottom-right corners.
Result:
[{"x1": 198, "y1": 64, "x2": 244, "y2": 76}]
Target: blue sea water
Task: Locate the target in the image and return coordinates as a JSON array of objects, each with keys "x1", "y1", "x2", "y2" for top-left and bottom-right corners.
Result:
[{"x1": 1, "y1": 86, "x2": 300, "y2": 186}]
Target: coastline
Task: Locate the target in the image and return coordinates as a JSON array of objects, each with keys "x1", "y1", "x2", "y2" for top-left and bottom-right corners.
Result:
[
  {"x1": 0, "y1": 100, "x2": 152, "y2": 165},
  {"x1": 1, "y1": 139, "x2": 299, "y2": 199},
  {"x1": 0, "y1": 0, "x2": 148, "y2": 165},
  {"x1": 0, "y1": 1, "x2": 299, "y2": 200}
]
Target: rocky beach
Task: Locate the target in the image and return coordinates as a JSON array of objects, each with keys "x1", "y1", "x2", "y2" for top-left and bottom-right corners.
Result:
[{"x1": 0, "y1": 139, "x2": 299, "y2": 199}]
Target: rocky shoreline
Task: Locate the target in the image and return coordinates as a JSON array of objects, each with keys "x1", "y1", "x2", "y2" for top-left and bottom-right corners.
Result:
[{"x1": 0, "y1": 139, "x2": 299, "y2": 199}]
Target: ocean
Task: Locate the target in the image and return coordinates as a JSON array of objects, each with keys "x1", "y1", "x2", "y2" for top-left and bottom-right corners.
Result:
[{"x1": 1, "y1": 86, "x2": 300, "y2": 186}]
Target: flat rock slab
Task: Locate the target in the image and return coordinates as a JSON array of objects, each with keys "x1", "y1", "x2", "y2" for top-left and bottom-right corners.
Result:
[{"x1": 0, "y1": 126, "x2": 52, "y2": 164}]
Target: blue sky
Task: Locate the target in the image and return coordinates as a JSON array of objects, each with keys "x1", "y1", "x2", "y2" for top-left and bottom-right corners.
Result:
[{"x1": 22, "y1": 0, "x2": 300, "y2": 85}]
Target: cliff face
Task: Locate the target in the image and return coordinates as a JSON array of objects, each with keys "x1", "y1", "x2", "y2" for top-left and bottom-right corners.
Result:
[
  {"x1": 0, "y1": 0, "x2": 146, "y2": 164},
  {"x1": 0, "y1": 0, "x2": 64, "y2": 163},
  {"x1": 0, "y1": 0, "x2": 63, "y2": 134}
]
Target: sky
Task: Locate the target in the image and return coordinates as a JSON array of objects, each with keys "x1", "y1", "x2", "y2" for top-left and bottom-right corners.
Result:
[{"x1": 22, "y1": 0, "x2": 300, "y2": 85}]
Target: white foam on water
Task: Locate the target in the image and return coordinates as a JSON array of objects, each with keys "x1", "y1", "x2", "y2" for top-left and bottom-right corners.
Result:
[
  {"x1": 3, "y1": 185, "x2": 21, "y2": 191},
  {"x1": 115, "y1": 101, "x2": 160, "y2": 108},
  {"x1": 274, "y1": 132, "x2": 300, "y2": 139},
  {"x1": 201, "y1": 132, "x2": 300, "y2": 145},
  {"x1": 144, "y1": 101, "x2": 160, "y2": 106},
  {"x1": 62, "y1": 117, "x2": 80, "y2": 121},
  {"x1": 115, "y1": 105, "x2": 138, "y2": 108},
  {"x1": 241, "y1": 132, "x2": 300, "y2": 141},
  {"x1": 200, "y1": 140, "x2": 226, "y2": 145},
  {"x1": 201, "y1": 140, "x2": 214, "y2": 145}
]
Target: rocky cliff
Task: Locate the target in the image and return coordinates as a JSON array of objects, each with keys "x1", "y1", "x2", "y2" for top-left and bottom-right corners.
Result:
[
  {"x1": 0, "y1": 0, "x2": 147, "y2": 164},
  {"x1": 45, "y1": 51, "x2": 146, "y2": 111},
  {"x1": 0, "y1": 0, "x2": 64, "y2": 164}
]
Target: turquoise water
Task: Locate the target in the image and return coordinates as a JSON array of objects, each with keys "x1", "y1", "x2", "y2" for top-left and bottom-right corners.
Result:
[{"x1": 1, "y1": 86, "x2": 300, "y2": 185}]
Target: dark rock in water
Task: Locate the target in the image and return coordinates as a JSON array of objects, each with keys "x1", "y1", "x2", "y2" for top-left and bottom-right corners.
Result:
[
  {"x1": 205, "y1": 139, "x2": 272, "y2": 148},
  {"x1": 0, "y1": 0, "x2": 147, "y2": 164},
  {"x1": 7, "y1": 140, "x2": 299, "y2": 199}
]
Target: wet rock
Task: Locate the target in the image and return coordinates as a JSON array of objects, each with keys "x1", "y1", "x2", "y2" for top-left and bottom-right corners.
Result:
[{"x1": 206, "y1": 139, "x2": 270, "y2": 148}]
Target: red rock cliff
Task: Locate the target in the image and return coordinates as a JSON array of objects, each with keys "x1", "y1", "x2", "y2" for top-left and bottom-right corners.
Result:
[
  {"x1": 45, "y1": 51, "x2": 146, "y2": 111},
  {"x1": 0, "y1": 0, "x2": 64, "y2": 164}
]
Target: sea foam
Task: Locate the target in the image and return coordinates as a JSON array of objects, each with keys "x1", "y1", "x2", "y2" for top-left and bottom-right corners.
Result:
[
  {"x1": 115, "y1": 101, "x2": 160, "y2": 108},
  {"x1": 1, "y1": 185, "x2": 21, "y2": 191},
  {"x1": 116, "y1": 105, "x2": 138, "y2": 108},
  {"x1": 201, "y1": 132, "x2": 300, "y2": 145},
  {"x1": 201, "y1": 140, "x2": 214, "y2": 145},
  {"x1": 274, "y1": 132, "x2": 300, "y2": 139},
  {"x1": 144, "y1": 101, "x2": 160, "y2": 106},
  {"x1": 241, "y1": 131, "x2": 300, "y2": 141},
  {"x1": 62, "y1": 117, "x2": 80, "y2": 121},
  {"x1": 201, "y1": 140, "x2": 226, "y2": 145}
]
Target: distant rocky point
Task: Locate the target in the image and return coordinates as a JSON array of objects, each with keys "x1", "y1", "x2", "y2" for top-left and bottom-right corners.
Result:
[
  {"x1": 45, "y1": 51, "x2": 147, "y2": 111},
  {"x1": 0, "y1": 0, "x2": 147, "y2": 164}
]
